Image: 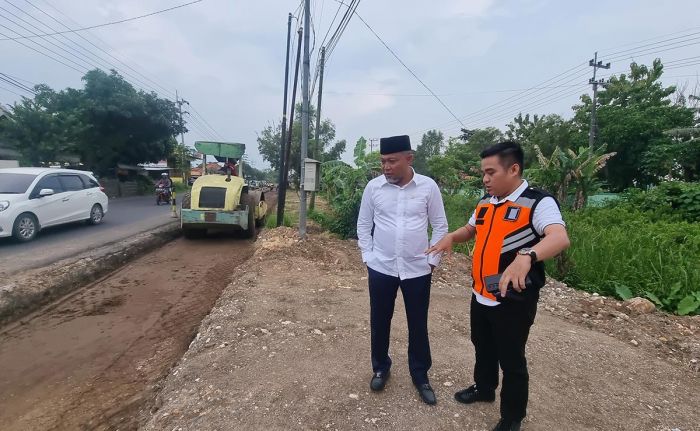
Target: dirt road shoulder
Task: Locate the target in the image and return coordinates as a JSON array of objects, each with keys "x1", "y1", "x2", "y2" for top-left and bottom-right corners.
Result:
[{"x1": 144, "y1": 228, "x2": 700, "y2": 431}]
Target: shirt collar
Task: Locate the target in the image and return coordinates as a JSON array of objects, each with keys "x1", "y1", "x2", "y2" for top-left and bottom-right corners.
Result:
[{"x1": 490, "y1": 179, "x2": 528, "y2": 204}]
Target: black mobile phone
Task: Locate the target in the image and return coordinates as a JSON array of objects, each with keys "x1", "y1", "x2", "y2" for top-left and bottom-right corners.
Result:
[{"x1": 483, "y1": 273, "x2": 532, "y2": 301}]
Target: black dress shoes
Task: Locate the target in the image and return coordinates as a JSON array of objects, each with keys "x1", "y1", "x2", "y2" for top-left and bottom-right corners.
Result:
[
  {"x1": 415, "y1": 382, "x2": 436, "y2": 405},
  {"x1": 370, "y1": 370, "x2": 390, "y2": 391},
  {"x1": 492, "y1": 418, "x2": 522, "y2": 431},
  {"x1": 454, "y1": 384, "x2": 496, "y2": 404}
]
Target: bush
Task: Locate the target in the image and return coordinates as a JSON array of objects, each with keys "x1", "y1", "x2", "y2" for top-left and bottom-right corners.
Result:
[
  {"x1": 548, "y1": 206, "x2": 700, "y2": 315},
  {"x1": 614, "y1": 181, "x2": 700, "y2": 222},
  {"x1": 315, "y1": 160, "x2": 376, "y2": 239},
  {"x1": 441, "y1": 192, "x2": 479, "y2": 254}
]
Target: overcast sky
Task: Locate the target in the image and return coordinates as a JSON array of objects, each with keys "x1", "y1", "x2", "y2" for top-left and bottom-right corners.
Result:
[{"x1": 1, "y1": 0, "x2": 699, "y2": 168}]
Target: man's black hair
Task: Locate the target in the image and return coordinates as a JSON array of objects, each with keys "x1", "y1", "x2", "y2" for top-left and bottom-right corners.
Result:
[{"x1": 480, "y1": 141, "x2": 525, "y2": 175}]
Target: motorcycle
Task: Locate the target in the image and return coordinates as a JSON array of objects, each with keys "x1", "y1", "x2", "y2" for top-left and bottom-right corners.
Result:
[{"x1": 155, "y1": 187, "x2": 172, "y2": 206}]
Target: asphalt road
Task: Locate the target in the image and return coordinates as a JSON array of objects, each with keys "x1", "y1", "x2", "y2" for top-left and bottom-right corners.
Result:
[{"x1": 0, "y1": 196, "x2": 177, "y2": 276}]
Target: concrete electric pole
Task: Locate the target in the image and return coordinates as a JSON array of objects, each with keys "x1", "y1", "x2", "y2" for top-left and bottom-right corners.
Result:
[
  {"x1": 588, "y1": 52, "x2": 611, "y2": 150},
  {"x1": 299, "y1": 0, "x2": 311, "y2": 239}
]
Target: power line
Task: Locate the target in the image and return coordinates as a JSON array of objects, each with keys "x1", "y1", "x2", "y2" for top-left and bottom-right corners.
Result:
[
  {"x1": 325, "y1": 0, "x2": 358, "y2": 59},
  {"x1": 414, "y1": 63, "x2": 590, "y2": 136},
  {"x1": 17, "y1": 0, "x2": 176, "y2": 97},
  {"x1": 1, "y1": 1, "x2": 167, "y2": 96},
  {"x1": 323, "y1": 84, "x2": 588, "y2": 97},
  {"x1": 319, "y1": 0, "x2": 341, "y2": 49},
  {"x1": 600, "y1": 25, "x2": 700, "y2": 52},
  {"x1": 664, "y1": 55, "x2": 700, "y2": 65},
  {"x1": 2, "y1": 1, "x2": 158, "y2": 87},
  {"x1": 35, "y1": 0, "x2": 176, "y2": 98},
  {"x1": 12, "y1": 0, "x2": 220, "y2": 141},
  {"x1": 0, "y1": 70, "x2": 35, "y2": 87},
  {"x1": 665, "y1": 62, "x2": 700, "y2": 71},
  {"x1": 188, "y1": 103, "x2": 224, "y2": 140},
  {"x1": 0, "y1": 84, "x2": 26, "y2": 97},
  {"x1": 0, "y1": 27, "x2": 87, "y2": 73},
  {"x1": 433, "y1": 85, "x2": 589, "y2": 137},
  {"x1": 311, "y1": 0, "x2": 359, "y2": 97},
  {"x1": 607, "y1": 38, "x2": 700, "y2": 63},
  {"x1": 310, "y1": 0, "x2": 343, "y2": 97},
  {"x1": 413, "y1": 29, "x2": 700, "y2": 138},
  {"x1": 602, "y1": 32, "x2": 700, "y2": 58},
  {"x1": 467, "y1": 86, "x2": 590, "y2": 131},
  {"x1": 184, "y1": 113, "x2": 217, "y2": 140},
  {"x1": 444, "y1": 84, "x2": 590, "y2": 134},
  {"x1": 0, "y1": 0, "x2": 204, "y2": 41},
  {"x1": 332, "y1": 0, "x2": 465, "y2": 128},
  {"x1": 0, "y1": 14, "x2": 96, "y2": 71},
  {"x1": 0, "y1": 72, "x2": 35, "y2": 93},
  {"x1": 441, "y1": 69, "x2": 700, "y2": 135}
]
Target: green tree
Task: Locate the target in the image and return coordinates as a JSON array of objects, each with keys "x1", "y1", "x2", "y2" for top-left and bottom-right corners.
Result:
[
  {"x1": 460, "y1": 127, "x2": 504, "y2": 154},
  {"x1": 0, "y1": 69, "x2": 184, "y2": 175},
  {"x1": 256, "y1": 104, "x2": 346, "y2": 184},
  {"x1": 643, "y1": 126, "x2": 700, "y2": 182},
  {"x1": 0, "y1": 85, "x2": 81, "y2": 166},
  {"x1": 427, "y1": 153, "x2": 462, "y2": 194},
  {"x1": 244, "y1": 163, "x2": 278, "y2": 182},
  {"x1": 413, "y1": 129, "x2": 443, "y2": 175},
  {"x1": 78, "y1": 70, "x2": 183, "y2": 175},
  {"x1": 427, "y1": 129, "x2": 501, "y2": 193},
  {"x1": 572, "y1": 59, "x2": 695, "y2": 190},
  {"x1": 167, "y1": 142, "x2": 199, "y2": 180},
  {"x1": 505, "y1": 114, "x2": 579, "y2": 167}
]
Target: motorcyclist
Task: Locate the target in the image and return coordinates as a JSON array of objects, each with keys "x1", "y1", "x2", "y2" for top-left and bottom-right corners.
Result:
[
  {"x1": 156, "y1": 172, "x2": 173, "y2": 204},
  {"x1": 157, "y1": 172, "x2": 173, "y2": 190}
]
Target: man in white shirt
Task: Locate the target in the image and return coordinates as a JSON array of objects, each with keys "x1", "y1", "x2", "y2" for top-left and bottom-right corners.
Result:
[
  {"x1": 357, "y1": 135, "x2": 448, "y2": 405},
  {"x1": 426, "y1": 141, "x2": 570, "y2": 431}
]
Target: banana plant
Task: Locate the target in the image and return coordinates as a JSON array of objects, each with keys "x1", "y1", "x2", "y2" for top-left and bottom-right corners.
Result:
[{"x1": 529, "y1": 145, "x2": 616, "y2": 210}]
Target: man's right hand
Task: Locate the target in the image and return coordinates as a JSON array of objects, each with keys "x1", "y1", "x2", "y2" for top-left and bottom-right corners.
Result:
[{"x1": 425, "y1": 233, "x2": 454, "y2": 258}]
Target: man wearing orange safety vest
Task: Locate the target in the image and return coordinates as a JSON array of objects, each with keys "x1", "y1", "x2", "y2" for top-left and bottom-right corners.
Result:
[{"x1": 427, "y1": 141, "x2": 570, "y2": 431}]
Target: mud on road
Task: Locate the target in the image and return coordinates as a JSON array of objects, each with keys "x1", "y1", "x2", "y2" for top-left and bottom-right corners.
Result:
[{"x1": 0, "y1": 235, "x2": 254, "y2": 431}]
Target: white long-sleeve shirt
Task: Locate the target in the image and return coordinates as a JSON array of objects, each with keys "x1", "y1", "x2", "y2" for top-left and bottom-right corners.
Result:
[{"x1": 357, "y1": 171, "x2": 448, "y2": 280}]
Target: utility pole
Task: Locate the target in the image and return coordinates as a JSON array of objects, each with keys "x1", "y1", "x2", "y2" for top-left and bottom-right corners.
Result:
[
  {"x1": 279, "y1": 27, "x2": 303, "y2": 226},
  {"x1": 309, "y1": 46, "x2": 326, "y2": 211},
  {"x1": 299, "y1": 0, "x2": 311, "y2": 239},
  {"x1": 175, "y1": 90, "x2": 189, "y2": 181},
  {"x1": 588, "y1": 52, "x2": 610, "y2": 150},
  {"x1": 369, "y1": 138, "x2": 378, "y2": 153},
  {"x1": 276, "y1": 13, "x2": 293, "y2": 227}
]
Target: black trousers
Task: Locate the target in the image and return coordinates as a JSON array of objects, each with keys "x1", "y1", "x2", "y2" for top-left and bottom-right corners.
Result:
[
  {"x1": 470, "y1": 291, "x2": 539, "y2": 421},
  {"x1": 367, "y1": 267, "x2": 432, "y2": 385}
]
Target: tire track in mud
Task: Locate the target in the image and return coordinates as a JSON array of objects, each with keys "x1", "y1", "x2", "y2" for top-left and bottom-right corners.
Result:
[{"x1": 0, "y1": 235, "x2": 255, "y2": 431}]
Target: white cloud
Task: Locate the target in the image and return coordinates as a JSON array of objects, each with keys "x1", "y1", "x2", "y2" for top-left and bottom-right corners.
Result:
[{"x1": 3, "y1": 0, "x2": 700, "y2": 170}]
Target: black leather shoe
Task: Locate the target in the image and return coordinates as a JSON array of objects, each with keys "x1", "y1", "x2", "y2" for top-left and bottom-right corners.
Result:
[
  {"x1": 492, "y1": 418, "x2": 522, "y2": 431},
  {"x1": 370, "y1": 371, "x2": 390, "y2": 391},
  {"x1": 415, "y1": 383, "x2": 437, "y2": 405},
  {"x1": 454, "y1": 384, "x2": 496, "y2": 404}
]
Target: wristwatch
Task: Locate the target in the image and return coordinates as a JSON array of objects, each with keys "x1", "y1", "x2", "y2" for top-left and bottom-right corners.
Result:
[{"x1": 518, "y1": 248, "x2": 537, "y2": 263}]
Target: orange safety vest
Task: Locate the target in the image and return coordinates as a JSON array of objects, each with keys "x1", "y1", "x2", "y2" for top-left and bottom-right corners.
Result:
[{"x1": 471, "y1": 187, "x2": 554, "y2": 301}]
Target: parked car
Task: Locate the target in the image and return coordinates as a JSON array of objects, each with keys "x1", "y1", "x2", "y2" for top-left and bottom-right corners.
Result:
[{"x1": 0, "y1": 167, "x2": 109, "y2": 242}]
